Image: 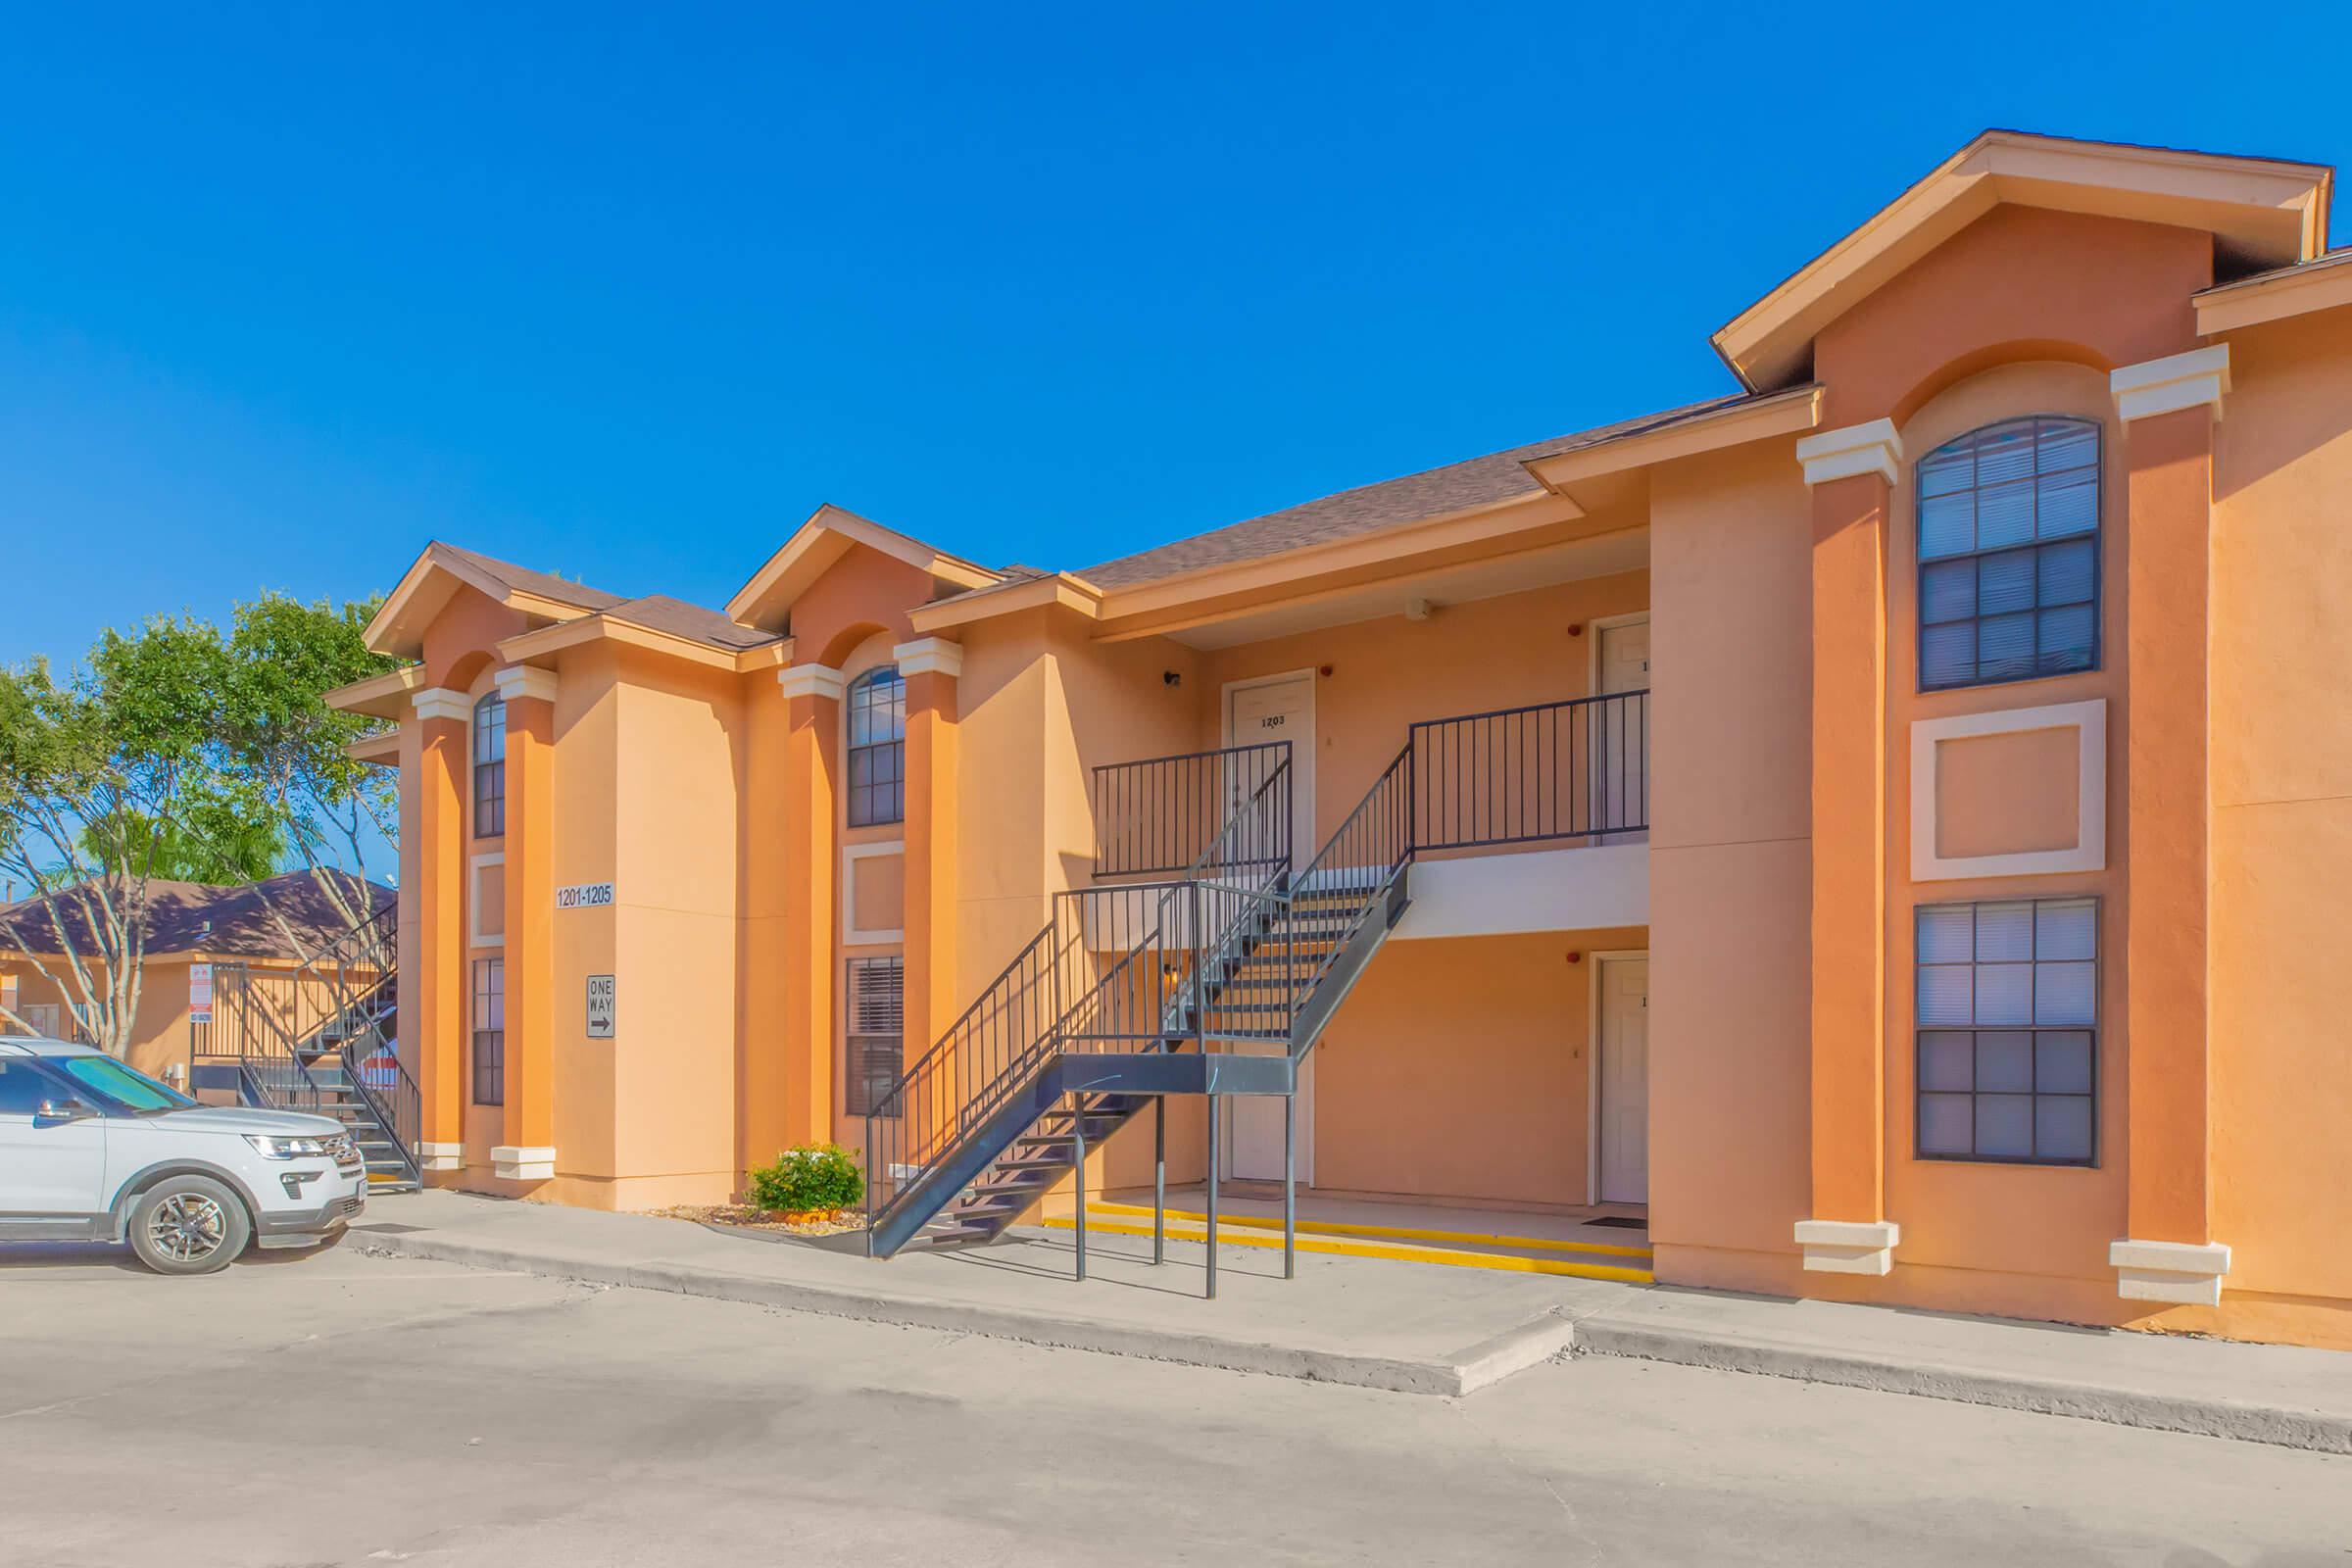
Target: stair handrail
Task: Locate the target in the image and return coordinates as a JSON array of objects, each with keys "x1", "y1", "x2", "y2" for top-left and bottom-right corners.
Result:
[
  {"x1": 862, "y1": 746, "x2": 1293, "y2": 1237},
  {"x1": 1063, "y1": 748, "x2": 1293, "y2": 1046}
]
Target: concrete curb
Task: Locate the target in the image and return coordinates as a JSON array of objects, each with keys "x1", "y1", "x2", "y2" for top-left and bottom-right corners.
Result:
[
  {"x1": 1573, "y1": 1316, "x2": 2352, "y2": 1454},
  {"x1": 359, "y1": 1230, "x2": 1572, "y2": 1397}
]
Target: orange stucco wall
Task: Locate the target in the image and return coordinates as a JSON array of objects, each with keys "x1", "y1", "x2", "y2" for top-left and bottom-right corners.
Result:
[
  {"x1": 1312, "y1": 931, "x2": 1644, "y2": 1208},
  {"x1": 1646, "y1": 439, "x2": 1815, "y2": 1266},
  {"x1": 2205, "y1": 306, "x2": 2352, "y2": 1340}
]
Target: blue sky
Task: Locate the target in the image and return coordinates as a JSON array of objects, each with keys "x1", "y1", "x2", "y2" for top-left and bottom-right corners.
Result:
[{"x1": 5, "y1": 3, "x2": 2346, "y2": 667}]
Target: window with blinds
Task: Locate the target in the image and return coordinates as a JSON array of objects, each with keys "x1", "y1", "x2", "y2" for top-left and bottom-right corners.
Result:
[
  {"x1": 844, "y1": 956, "x2": 905, "y2": 1117},
  {"x1": 1915, "y1": 898, "x2": 2096, "y2": 1165},
  {"x1": 1917, "y1": 416, "x2": 2100, "y2": 691}
]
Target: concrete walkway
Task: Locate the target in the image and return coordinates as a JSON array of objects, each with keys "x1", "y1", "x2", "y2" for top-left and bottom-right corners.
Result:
[{"x1": 352, "y1": 1189, "x2": 2352, "y2": 1450}]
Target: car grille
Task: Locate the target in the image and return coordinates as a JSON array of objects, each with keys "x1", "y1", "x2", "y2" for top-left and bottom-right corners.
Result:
[
  {"x1": 328, "y1": 1135, "x2": 362, "y2": 1168},
  {"x1": 330, "y1": 1195, "x2": 365, "y2": 1218}
]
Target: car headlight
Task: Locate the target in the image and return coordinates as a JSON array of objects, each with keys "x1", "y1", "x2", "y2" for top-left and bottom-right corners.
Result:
[{"x1": 246, "y1": 1134, "x2": 339, "y2": 1160}]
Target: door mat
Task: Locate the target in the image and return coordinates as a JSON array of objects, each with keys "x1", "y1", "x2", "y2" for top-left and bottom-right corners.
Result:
[{"x1": 1581, "y1": 1216, "x2": 1646, "y2": 1230}]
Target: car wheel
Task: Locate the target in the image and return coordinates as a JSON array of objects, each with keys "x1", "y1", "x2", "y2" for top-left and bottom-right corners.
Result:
[{"x1": 126, "y1": 1176, "x2": 252, "y2": 1276}]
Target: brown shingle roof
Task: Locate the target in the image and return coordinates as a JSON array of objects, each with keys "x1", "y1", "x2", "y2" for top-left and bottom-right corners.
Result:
[
  {"x1": 605, "y1": 595, "x2": 783, "y2": 652},
  {"x1": 438, "y1": 543, "x2": 628, "y2": 612},
  {"x1": 1079, "y1": 392, "x2": 1760, "y2": 590},
  {"x1": 0, "y1": 871, "x2": 395, "y2": 961}
]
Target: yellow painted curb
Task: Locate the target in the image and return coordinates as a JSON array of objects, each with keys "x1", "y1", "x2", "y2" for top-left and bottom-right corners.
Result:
[
  {"x1": 1082, "y1": 1200, "x2": 1652, "y2": 1260},
  {"x1": 1042, "y1": 1214, "x2": 1655, "y2": 1285}
]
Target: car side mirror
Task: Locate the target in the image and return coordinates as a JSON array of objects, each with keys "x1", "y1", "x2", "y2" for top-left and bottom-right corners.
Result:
[{"x1": 34, "y1": 1098, "x2": 96, "y2": 1125}]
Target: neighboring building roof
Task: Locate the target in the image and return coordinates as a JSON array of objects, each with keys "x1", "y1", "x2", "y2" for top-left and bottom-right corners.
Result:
[
  {"x1": 0, "y1": 871, "x2": 395, "y2": 962},
  {"x1": 1078, "y1": 393, "x2": 1755, "y2": 591}
]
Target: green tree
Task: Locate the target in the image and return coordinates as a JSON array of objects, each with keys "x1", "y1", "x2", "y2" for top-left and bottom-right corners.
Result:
[
  {"x1": 78, "y1": 791, "x2": 285, "y2": 883},
  {"x1": 0, "y1": 616, "x2": 233, "y2": 1051},
  {"x1": 220, "y1": 592, "x2": 399, "y2": 926}
]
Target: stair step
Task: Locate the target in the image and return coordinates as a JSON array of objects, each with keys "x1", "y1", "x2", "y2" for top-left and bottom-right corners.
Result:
[{"x1": 982, "y1": 1152, "x2": 1071, "y2": 1173}]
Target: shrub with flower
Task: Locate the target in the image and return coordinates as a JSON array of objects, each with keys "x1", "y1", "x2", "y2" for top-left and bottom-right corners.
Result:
[{"x1": 746, "y1": 1143, "x2": 864, "y2": 1217}]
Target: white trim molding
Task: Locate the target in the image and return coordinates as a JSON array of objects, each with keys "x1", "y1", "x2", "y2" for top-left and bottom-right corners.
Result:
[
  {"x1": 416, "y1": 1141, "x2": 465, "y2": 1172},
  {"x1": 841, "y1": 840, "x2": 906, "y2": 946},
  {"x1": 777, "y1": 662, "x2": 847, "y2": 702},
  {"x1": 1794, "y1": 1218, "x2": 1901, "y2": 1276},
  {"x1": 494, "y1": 664, "x2": 560, "y2": 703},
  {"x1": 1795, "y1": 417, "x2": 1904, "y2": 487},
  {"x1": 468, "y1": 853, "x2": 506, "y2": 949},
  {"x1": 492, "y1": 1145, "x2": 558, "y2": 1181},
  {"x1": 2111, "y1": 1238, "x2": 2230, "y2": 1305},
  {"x1": 2111, "y1": 344, "x2": 2230, "y2": 423},
  {"x1": 891, "y1": 637, "x2": 964, "y2": 679},
  {"x1": 411, "y1": 687, "x2": 473, "y2": 724},
  {"x1": 1911, "y1": 699, "x2": 2107, "y2": 882}
]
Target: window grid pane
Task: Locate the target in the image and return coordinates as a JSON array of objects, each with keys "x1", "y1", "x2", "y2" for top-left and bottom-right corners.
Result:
[
  {"x1": 472, "y1": 956, "x2": 506, "y2": 1106},
  {"x1": 473, "y1": 694, "x2": 507, "y2": 837},
  {"x1": 846, "y1": 667, "x2": 906, "y2": 828},
  {"x1": 1917, "y1": 416, "x2": 2101, "y2": 691},
  {"x1": 1914, "y1": 898, "x2": 2096, "y2": 1165}
]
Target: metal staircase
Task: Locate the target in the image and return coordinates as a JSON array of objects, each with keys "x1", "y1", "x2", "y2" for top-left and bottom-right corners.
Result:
[
  {"x1": 861, "y1": 688, "x2": 1651, "y2": 1283},
  {"x1": 192, "y1": 903, "x2": 422, "y2": 1192}
]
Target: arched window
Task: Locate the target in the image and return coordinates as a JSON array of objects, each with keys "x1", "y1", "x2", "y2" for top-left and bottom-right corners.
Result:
[
  {"x1": 846, "y1": 666, "x2": 906, "y2": 827},
  {"x1": 1918, "y1": 416, "x2": 2100, "y2": 691},
  {"x1": 472, "y1": 692, "x2": 507, "y2": 837}
]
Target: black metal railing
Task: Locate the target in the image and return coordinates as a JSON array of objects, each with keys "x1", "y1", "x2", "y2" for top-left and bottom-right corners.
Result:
[
  {"x1": 860, "y1": 687, "x2": 1649, "y2": 1249},
  {"x1": 191, "y1": 902, "x2": 419, "y2": 1185},
  {"x1": 1092, "y1": 741, "x2": 1292, "y2": 878},
  {"x1": 862, "y1": 921, "x2": 1067, "y2": 1231},
  {"x1": 1411, "y1": 689, "x2": 1648, "y2": 851}
]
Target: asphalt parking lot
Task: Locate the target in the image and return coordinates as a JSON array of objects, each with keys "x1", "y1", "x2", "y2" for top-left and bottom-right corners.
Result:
[{"x1": 3, "y1": 1238, "x2": 2345, "y2": 1566}]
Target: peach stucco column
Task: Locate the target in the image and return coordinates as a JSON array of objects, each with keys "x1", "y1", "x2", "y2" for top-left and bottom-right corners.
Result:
[
  {"x1": 771, "y1": 662, "x2": 843, "y2": 1152},
  {"x1": 492, "y1": 665, "x2": 558, "y2": 1182},
  {"x1": 410, "y1": 688, "x2": 471, "y2": 1175},
  {"x1": 2108, "y1": 346, "x2": 2232, "y2": 1305},
  {"x1": 895, "y1": 638, "x2": 962, "y2": 1144},
  {"x1": 1791, "y1": 419, "x2": 1902, "y2": 1276}
]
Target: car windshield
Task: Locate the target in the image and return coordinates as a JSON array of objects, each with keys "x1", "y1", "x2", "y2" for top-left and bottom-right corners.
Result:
[{"x1": 54, "y1": 1054, "x2": 197, "y2": 1114}]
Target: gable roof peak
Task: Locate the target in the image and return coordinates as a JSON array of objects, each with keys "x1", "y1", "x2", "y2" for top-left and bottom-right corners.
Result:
[{"x1": 1714, "y1": 128, "x2": 2334, "y2": 393}]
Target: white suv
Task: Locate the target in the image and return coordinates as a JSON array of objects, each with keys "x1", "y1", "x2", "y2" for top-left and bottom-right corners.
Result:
[{"x1": 0, "y1": 1037, "x2": 368, "y2": 1275}]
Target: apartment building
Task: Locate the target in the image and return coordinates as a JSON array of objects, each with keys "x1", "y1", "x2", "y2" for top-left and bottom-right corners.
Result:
[{"x1": 328, "y1": 130, "x2": 2352, "y2": 1349}]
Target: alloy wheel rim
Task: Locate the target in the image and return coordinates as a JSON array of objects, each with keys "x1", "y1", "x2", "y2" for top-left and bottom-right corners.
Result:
[{"x1": 148, "y1": 1194, "x2": 227, "y2": 1262}]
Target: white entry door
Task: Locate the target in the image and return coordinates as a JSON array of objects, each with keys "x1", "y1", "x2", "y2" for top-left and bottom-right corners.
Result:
[
  {"x1": 1596, "y1": 956, "x2": 1649, "y2": 1205},
  {"x1": 1225, "y1": 672, "x2": 1316, "y2": 873},
  {"x1": 1221, "y1": 1055, "x2": 1309, "y2": 1185},
  {"x1": 1594, "y1": 618, "x2": 1650, "y2": 835}
]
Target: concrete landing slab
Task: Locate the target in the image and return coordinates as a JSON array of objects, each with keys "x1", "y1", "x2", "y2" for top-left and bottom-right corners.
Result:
[
  {"x1": 354, "y1": 1190, "x2": 2352, "y2": 1448},
  {"x1": 355, "y1": 1190, "x2": 1607, "y2": 1396}
]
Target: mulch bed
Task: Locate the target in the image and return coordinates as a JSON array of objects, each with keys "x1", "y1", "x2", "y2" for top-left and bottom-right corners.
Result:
[{"x1": 653, "y1": 1203, "x2": 867, "y2": 1240}]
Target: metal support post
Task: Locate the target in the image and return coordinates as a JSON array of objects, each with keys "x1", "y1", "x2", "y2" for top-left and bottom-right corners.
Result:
[
  {"x1": 1205, "y1": 1094, "x2": 1220, "y2": 1300},
  {"x1": 1152, "y1": 1094, "x2": 1166, "y2": 1266},
  {"x1": 1284, "y1": 1091, "x2": 1297, "y2": 1280},
  {"x1": 1072, "y1": 1102, "x2": 1087, "y2": 1283}
]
